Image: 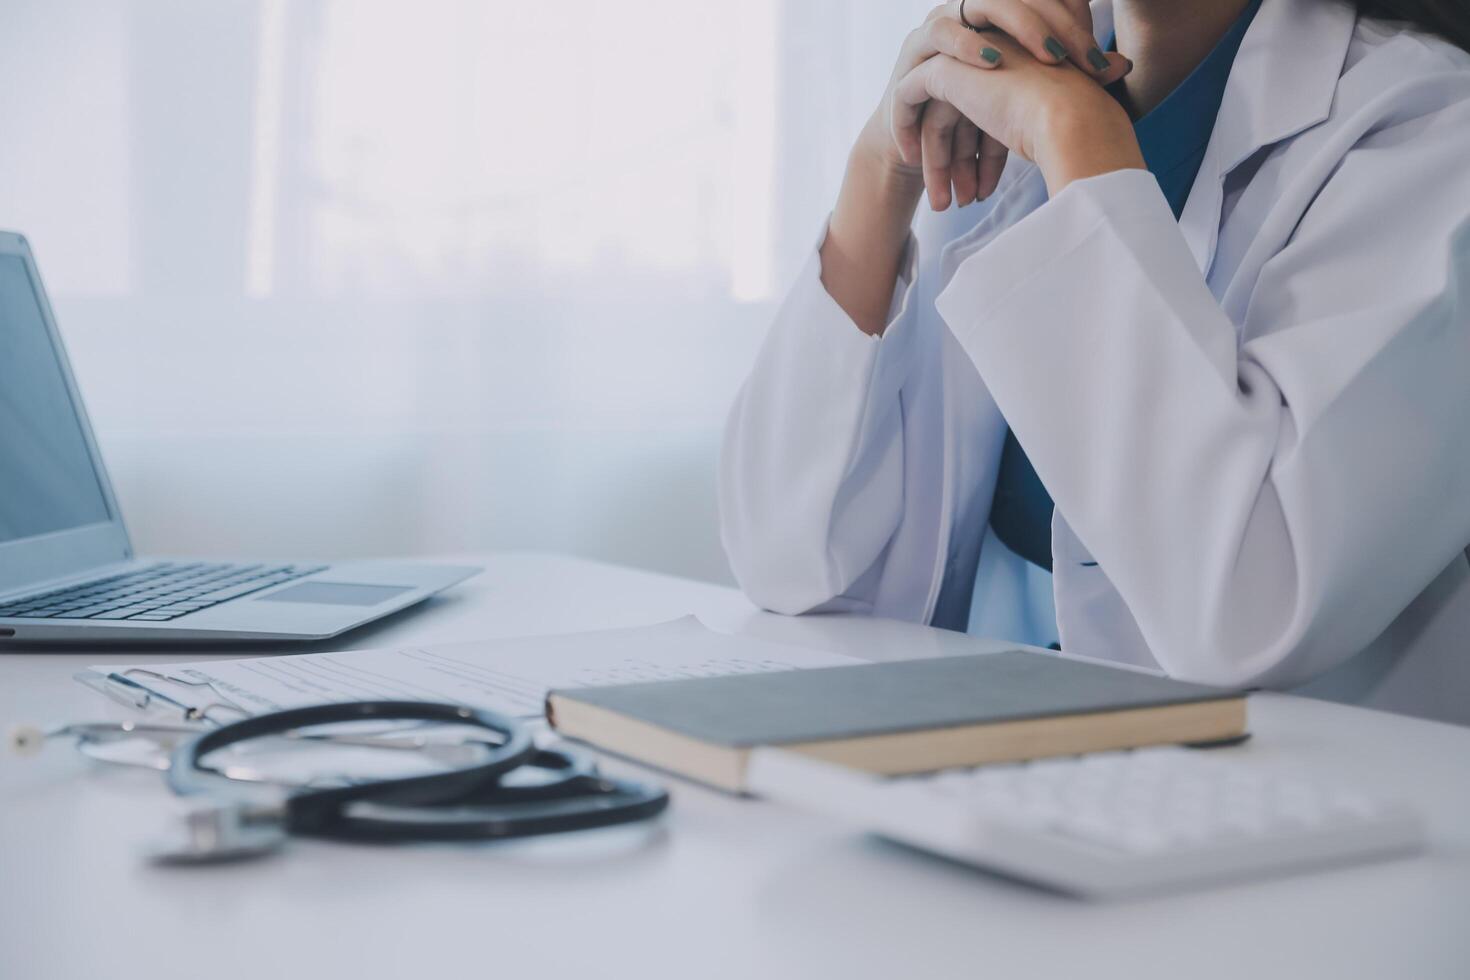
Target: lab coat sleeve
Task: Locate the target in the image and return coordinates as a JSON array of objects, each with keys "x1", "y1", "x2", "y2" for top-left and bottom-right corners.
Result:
[
  {"x1": 935, "y1": 102, "x2": 1470, "y2": 688},
  {"x1": 719, "y1": 223, "x2": 922, "y2": 615}
]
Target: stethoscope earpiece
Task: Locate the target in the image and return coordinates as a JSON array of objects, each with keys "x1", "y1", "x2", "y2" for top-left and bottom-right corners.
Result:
[{"x1": 8, "y1": 724, "x2": 46, "y2": 756}]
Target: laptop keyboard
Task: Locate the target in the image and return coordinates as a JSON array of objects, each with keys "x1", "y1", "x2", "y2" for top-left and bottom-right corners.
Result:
[{"x1": 0, "y1": 562, "x2": 327, "y2": 622}]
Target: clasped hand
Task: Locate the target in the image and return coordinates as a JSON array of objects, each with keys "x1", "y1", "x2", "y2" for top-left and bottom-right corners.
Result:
[{"x1": 863, "y1": 0, "x2": 1144, "y2": 208}]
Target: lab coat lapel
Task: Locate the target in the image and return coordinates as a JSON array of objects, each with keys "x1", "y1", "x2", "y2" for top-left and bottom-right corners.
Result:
[{"x1": 1177, "y1": 0, "x2": 1358, "y2": 275}]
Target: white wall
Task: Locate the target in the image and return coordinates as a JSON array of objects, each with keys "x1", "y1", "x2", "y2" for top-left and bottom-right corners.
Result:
[{"x1": 0, "y1": 0, "x2": 927, "y2": 584}]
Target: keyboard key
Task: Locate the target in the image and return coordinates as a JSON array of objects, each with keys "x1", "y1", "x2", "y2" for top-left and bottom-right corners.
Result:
[
  {"x1": 195, "y1": 582, "x2": 278, "y2": 602},
  {"x1": 91, "y1": 607, "x2": 160, "y2": 620}
]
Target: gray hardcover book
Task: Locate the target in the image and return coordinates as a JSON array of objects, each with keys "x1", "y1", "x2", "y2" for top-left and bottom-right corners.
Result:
[{"x1": 547, "y1": 651, "x2": 1247, "y2": 793}]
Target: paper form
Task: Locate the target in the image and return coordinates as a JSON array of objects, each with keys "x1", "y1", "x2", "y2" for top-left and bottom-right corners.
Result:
[{"x1": 84, "y1": 617, "x2": 865, "y2": 719}]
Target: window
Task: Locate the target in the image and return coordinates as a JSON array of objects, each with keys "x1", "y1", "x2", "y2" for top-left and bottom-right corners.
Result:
[{"x1": 0, "y1": 0, "x2": 924, "y2": 580}]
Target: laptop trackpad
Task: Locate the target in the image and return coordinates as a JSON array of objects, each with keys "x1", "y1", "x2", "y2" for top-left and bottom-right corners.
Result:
[{"x1": 258, "y1": 582, "x2": 413, "y2": 606}]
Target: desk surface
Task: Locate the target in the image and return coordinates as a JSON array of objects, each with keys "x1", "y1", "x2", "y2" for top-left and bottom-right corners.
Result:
[{"x1": 2, "y1": 553, "x2": 1467, "y2": 980}]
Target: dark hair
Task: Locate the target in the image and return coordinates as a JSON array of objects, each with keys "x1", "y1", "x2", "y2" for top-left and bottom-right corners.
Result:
[{"x1": 1354, "y1": 0, "x2": 1470, "y2": 52}]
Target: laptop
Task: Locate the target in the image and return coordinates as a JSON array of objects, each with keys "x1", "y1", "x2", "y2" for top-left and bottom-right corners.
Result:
[{"x1": 0, "y1": 230, "x2": 479, "y2": 645}]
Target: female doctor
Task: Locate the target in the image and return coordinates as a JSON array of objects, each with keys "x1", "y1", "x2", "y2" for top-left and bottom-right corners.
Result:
[{"x1": 719, "y1": 0, "x2": 1470, "y2": 724}]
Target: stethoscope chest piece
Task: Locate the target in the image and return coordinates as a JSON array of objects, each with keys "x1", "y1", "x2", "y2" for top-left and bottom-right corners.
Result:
[{"x1": 148, "y1": 800, "x2": 290, "y2": 865}]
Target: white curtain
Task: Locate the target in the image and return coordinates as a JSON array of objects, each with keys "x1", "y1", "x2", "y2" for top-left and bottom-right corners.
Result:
[{"x1": 0, "y1": 0, "x2": 929, "y2": 583}]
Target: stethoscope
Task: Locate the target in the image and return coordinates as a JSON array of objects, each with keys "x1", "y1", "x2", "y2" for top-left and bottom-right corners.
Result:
[{"x1": 16, "y1": 699, "x2": 669, "y2": 864}]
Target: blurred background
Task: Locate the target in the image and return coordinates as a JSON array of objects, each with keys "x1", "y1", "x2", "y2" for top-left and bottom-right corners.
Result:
[{"x1": 0, "y1": 0, "x2": 928, "y2": 584}]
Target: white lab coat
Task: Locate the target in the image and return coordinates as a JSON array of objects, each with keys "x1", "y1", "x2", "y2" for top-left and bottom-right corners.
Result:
[{"x1": 719, "y1": 0, "x2": 1470, "y2": 725}]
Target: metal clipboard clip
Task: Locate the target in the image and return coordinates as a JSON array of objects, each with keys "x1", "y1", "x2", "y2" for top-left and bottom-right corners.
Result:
[{"x1": 74, "y1": 668, "x2": 252, "y2": 727}]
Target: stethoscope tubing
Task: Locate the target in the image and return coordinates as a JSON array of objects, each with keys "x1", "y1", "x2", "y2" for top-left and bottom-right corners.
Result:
[
  {"x1": 170, "y1": 701, "x2": 533, "y2": 830},
  {"x1": 167, "y1": 699, "x2": 668, "y2": 843}
]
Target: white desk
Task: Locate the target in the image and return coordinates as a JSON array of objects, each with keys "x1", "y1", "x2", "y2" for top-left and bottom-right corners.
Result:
[{"x1": 2, "y1": 553, "x2": 1467, "y2": 979}]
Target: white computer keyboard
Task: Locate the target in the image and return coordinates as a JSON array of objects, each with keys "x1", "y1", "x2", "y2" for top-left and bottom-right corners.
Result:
[{"x1": 746, "y1": 745, "x2": 1424, "y2": 898}]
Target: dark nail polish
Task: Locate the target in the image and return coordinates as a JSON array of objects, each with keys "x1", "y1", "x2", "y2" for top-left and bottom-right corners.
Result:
[
  {"x1": 1044, "y1": 36, "x2": 1068, "y2": 62},
  {"x1": 1087, "y1": 47, "x2": 1110, "y2": 72},
  {"x1": 981, "y1": 46, "x2": 1001, "y2": 64},
  {"x1": 1123, "y1": 57, "x2": 1135, "y2": 76}
]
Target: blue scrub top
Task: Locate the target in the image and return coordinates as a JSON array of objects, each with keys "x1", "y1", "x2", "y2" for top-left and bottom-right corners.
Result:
[{"x1": 985, "y1": 0, "x2": 1264, "y2": 573}]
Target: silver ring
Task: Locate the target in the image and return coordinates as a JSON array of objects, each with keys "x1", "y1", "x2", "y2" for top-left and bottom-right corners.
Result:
[{"x1": 959, "y1": 0, "x2": 984, "y2": 32}]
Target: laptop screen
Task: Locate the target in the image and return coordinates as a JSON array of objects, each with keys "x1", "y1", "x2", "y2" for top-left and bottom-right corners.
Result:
[{"x1": 0, "y1": 254, "x2": 111, "y2": 543}]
